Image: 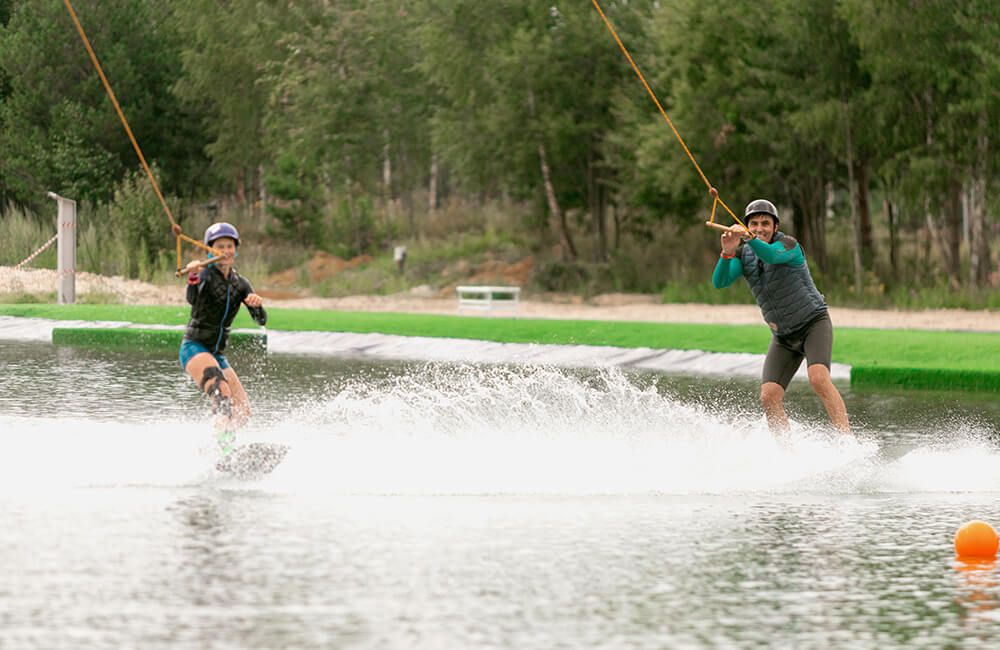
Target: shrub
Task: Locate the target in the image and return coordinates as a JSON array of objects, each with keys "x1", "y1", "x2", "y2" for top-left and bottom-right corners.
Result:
[{"x1": 533, "y1": 260, "x2": 591, "y2": 292}]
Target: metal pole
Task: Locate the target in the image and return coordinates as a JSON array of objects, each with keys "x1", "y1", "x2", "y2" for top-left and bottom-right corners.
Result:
[{"x1": 48, "y1": 192, "x2": 77, "y2": 304}]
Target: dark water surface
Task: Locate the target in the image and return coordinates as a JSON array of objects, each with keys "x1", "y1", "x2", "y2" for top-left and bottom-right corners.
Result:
[{"x1": 1, "y1": 341, "x2": 999, "y2": 648}]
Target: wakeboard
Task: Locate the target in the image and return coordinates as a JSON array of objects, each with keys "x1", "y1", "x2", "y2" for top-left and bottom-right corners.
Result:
[{"x1": 216, "y1": 442, "x2": 289, "y2": 480}]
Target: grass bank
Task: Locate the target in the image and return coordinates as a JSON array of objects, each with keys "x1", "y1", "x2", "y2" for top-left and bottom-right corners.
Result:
[{"x1": 2, "y1": 303, "x2": 998, "y2": 391}]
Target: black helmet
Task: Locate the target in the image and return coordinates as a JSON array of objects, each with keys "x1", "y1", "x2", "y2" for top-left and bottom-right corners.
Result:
[{"x1": 744, "y1": 199, "x2": 779, "y2": 224}]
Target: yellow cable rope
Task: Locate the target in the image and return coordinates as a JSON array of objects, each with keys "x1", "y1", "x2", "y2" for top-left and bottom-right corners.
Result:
[
  {"x1": 590, "y1": 0, "x2": 748, "y2": 232},
  {"x1": 67, "y1": 0, "x2": 749, "y2": 260},
  {"x1": 63, "y1": 0, "x2": 176, "y2": 228},
  {"x1": 62, "y1": 0, "x2": 220, "y2": 273}
]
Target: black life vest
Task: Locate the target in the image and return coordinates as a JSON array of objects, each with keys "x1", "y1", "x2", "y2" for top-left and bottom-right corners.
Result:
[{"x1": 184, "y1": 265, "x2": 266, "y2": 353}]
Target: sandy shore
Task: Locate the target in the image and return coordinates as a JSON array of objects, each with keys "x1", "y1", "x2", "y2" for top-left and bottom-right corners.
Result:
[{"x1": 2, "y1": 266, "x2": 998, "y2": 332}]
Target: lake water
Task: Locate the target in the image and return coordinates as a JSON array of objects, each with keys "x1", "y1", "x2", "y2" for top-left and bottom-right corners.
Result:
[{"x1": 2, "y1": 340, "x2": 1000, "y2": 648}]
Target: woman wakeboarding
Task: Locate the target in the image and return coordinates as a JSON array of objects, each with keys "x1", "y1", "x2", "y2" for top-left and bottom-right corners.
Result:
[{"x1": 178, "y1": 222, "x2": 267, "y2": 455}]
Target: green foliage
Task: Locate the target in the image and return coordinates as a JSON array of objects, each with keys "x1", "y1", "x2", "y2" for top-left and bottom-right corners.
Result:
[
  {"x1": 172, "y1": 0, "x2": 286, "y2": 199},
  {"x1": 312, "y1": 259, "x2": 409, "y2": 298},
  {"x1": 262, "y1": 1, "x2": 434, "y2": 237},
  {"x1": 0, "y1": 205, "x2": 56, "y2": 267},
  {"x1": 0, "y1": 0, "x2": 210, "y2": 210},
  {"x1": 534, "y1": 260, "x2": 592, "y2": 293},
  {"x1": 839, "y1": 0, "x2": 983, "y2": 197},
  {"x1": 332, "y1": 194, "x2": 378, "y2": 258},
  {"x1": 93, "y1": 169, "x2": 177, "y2": 280},
  {"x1": 0, "y1": 203, "x2": 139, "y2": 277},
  {"x1": 410, "y1": 229, "x2": 524, "y2": 265},
  {"x1": 822, "y1": 283, "x2": 1000, "y2": 311},
  {"x1": 76, "y1": 291, "x2": 121, "y2": 305},
  {"x1": 0, "y1": 291, "x2": 54, "y2": 303},
  {"x1": 420, "y1": 0, "x2": 651, "y2": 259},
  {"x1": 0, "y1": 0, "x2": 997, "y2": 300},
  {"x1": 661, "y1": 280, "x2": 756, "y2": 306},
  {"x1": 264, "y1": 152, "x2": 326, "y2": 246}
]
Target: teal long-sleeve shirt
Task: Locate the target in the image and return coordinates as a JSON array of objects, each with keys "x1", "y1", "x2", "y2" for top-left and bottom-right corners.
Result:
[{"x1": 712, "y1": 237, "x2": 805, "y2": 288}]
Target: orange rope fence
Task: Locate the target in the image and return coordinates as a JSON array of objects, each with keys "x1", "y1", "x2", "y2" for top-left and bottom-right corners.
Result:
[{"x1": 13, "y1": 233, "x2": 59, "y2": 270}]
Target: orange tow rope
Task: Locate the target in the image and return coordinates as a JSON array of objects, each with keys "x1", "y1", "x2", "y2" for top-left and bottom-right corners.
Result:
[
  {"x1": 62, "y1": 0, "x2": 221, "y2": 274},
  {"x1": 590, "y1": 0, "x2": 749, "y2": 234}
]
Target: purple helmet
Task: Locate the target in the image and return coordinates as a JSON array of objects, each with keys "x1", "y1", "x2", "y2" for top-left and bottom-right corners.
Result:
[{"x1": 204, "y1": 222, "x2": 240, "y2": 247}]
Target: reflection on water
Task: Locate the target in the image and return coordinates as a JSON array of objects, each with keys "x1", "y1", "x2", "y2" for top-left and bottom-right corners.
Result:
[
  {"x1": 1, "y1": 341, "x2": 1000, "y2": 648},
  {"x1": 955, "y1": 559, "x2": 1000, "y2": 624},
  {"x1": 5, "y1": 491, "x2": 1000, "y2": 648}
]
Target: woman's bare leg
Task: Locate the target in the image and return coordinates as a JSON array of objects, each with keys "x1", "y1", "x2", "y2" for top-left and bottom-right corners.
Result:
[
  {"x1": 185, "y1": 352, "x2": 237, "y2": 431},
  {"x1": 223, "y1": 367, "x2": 251, "y2": 428}
]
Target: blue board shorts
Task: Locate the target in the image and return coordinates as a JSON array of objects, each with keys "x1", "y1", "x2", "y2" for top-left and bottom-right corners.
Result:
[{"x1": 178, "y1": 339, "x2": 230, "y2": 371}]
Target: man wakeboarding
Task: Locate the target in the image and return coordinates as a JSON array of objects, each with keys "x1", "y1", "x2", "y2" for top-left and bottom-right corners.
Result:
[{"x1": 712, "y1": 199, "x2": 852, "y2": 436}]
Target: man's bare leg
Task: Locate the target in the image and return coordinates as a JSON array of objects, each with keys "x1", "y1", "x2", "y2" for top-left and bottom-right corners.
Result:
[
  {"x1": 760, "y1": 381, "x2": 789, "y2": 434},
  {"x1": 807, "y1": 363, "x2": 850, "y2": 434}
]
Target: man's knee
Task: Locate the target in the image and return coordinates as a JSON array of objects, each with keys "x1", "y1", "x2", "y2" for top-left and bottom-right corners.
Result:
[
  {"x1": 760, "y1": 382, "x2": 784, "y2": 408},
  {"x1": 807, "y1": 364, "x2": 832, "y2": 392}
]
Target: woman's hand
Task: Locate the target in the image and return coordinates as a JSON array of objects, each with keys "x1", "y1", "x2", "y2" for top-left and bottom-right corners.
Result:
[{"x1": 183, "y1": 259, "x2": 203, "y2": 275}]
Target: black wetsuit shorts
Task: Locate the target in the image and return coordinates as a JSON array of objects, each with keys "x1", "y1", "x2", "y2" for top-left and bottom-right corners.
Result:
[{"x1": 762, "y1": 312, "x2": 833, "y2": 389}]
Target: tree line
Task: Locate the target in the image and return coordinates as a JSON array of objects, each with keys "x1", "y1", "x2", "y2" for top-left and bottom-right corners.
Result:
[{"x1": 0, "y1": 0, "x2": 996, "y2": 290}]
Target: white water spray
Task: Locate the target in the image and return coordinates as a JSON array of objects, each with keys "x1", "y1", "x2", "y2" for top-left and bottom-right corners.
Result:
[{"x1": 3, "y1": 365, "x2": 997, "y2": 495}]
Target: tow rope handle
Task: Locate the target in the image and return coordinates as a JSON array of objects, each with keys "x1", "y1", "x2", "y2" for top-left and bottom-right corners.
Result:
[
  {"x1": 703, "y1": 188, "x2": 751, "y2": 238},
  {"x1": 172, "y1": 224, "x2": 226, "y2": 277}
]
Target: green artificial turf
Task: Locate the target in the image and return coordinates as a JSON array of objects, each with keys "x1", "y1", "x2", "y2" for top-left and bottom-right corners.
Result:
[
  {"x1": 850, "y1": 366, "x2": 1000, "y2": 392},
  {"x1": 3, "y1": 303, "x2": 998, "y2": 390},
  {"x1": 51, "y1": 327, "x2": 266, "y2": 353}
]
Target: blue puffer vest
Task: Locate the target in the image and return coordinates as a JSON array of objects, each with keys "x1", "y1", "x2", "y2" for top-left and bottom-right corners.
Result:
[{"x1": 741, "y1": 232, "x2": 827, "y2": 336}]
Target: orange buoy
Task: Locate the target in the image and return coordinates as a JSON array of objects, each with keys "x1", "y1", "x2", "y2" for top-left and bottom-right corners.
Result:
[{"x1": 955, "y1": 520, "x2": 999, "y2": 558}]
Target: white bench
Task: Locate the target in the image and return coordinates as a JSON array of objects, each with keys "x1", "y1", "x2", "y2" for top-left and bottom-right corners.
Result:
[{"x1": 456, "y1": 285, "x2": 521, "y2": 312}]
